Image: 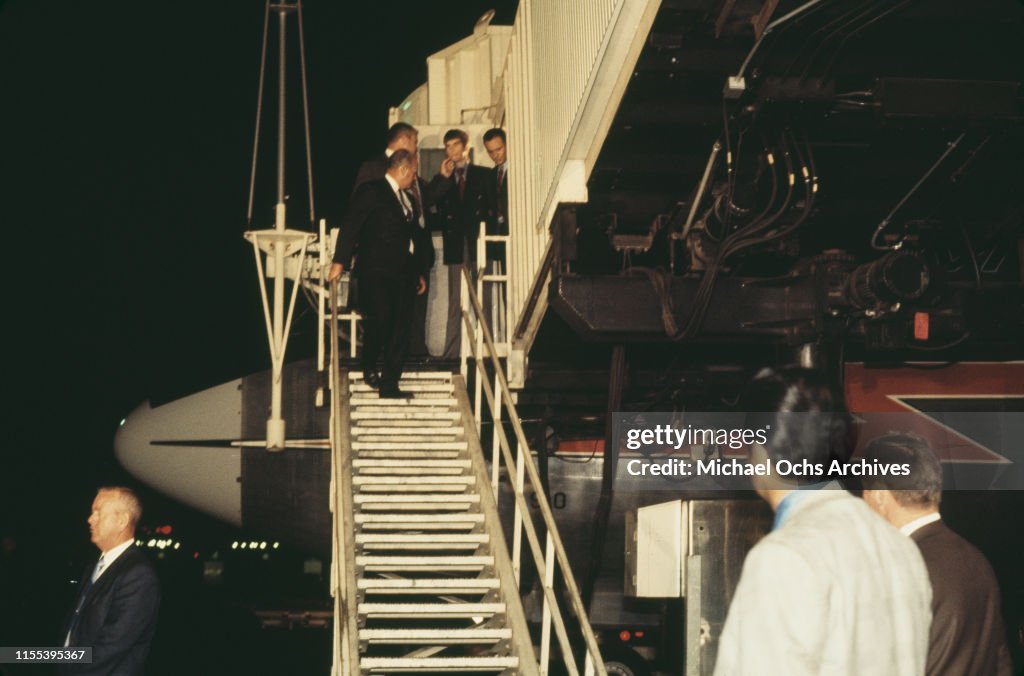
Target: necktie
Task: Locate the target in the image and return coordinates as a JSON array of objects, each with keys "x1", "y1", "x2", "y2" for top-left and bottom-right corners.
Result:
[
  {"x1": 457, "y1": 169, "x2": 466, "y2": 199},
  {"x1": 497, "y1": 165, "x2": 506, "y2": 188},
  {"x1": 408, "y1": 183, "x2": 425, "y2": 227},
  {"x1": 92, "y1": 554, "x2": 106, "y2": 582},
  {"x1": 397, "y1": 189, "x2": 412, "y2": 221}
]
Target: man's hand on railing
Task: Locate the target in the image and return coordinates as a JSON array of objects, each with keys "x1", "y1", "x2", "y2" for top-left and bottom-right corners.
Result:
[{"x1": 328, "y1": 262, "x2": 344, "y2": 283}]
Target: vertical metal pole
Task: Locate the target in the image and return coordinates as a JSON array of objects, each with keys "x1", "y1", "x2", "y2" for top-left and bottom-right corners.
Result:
[
  {"x1": 276, "y1": 7, "x2": 287, "y2": 214},
  {"x1": 539, "y1": 531, "x2": 555, "y2": 675},
  {"x1": 511, "y1": 437, "x2": 525, "y2": 585},
  {"x1": 267, "y1": 7, "x2": 289, "y2": 450},
  {"x1": 316, "y1": 219, "x2": 327, "y2": 408},
  {"x1": 491, "y1": 370, "x2": 502, "y2": 496},
  {"x1": 583, "y1": 343, "x2": 625, "y2": 607}
]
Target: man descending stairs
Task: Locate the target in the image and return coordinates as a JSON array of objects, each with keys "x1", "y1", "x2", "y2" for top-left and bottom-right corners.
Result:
[{"x1": 334, "y1": 370, "x2": 537, "y2": 674}]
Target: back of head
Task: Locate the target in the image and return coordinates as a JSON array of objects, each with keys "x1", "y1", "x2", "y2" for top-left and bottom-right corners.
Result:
[
  {"x1": 386, "y1": 149, "x2": 414, "y2": 172},
  {"x1": 861, "y1": 432, "x2": 943, "y2": 509},
  {"x1": 386, "y1": 122, "x2": 418, "y2": 149},
  {"x1": 742, "y1": 367, "x2": 852, "y2": 481}
]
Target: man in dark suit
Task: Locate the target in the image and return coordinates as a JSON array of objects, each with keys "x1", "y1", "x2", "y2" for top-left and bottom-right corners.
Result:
[
  {"x1": 62, "y1": 487, "x2": 160, "y2": 676},
  {"x1": 440, "y1": 128, "x2": 491, "y2": 358},
  {"x1": 329, "y1": 150, "x2": 430, "y2": 398},
  {"x1": 862, "y1": 433, "x2": 1013, "y2": 676},
  {"x1": 350, "y1": 122, "x2": 452, "y2": 355}
]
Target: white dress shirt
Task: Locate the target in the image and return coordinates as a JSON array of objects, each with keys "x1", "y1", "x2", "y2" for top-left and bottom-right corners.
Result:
[{"x1": 899, "y1": 511, "x2": 941, "y2": 537}]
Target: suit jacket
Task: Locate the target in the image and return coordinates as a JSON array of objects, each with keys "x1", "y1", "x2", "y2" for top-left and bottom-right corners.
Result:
[
  {"x1": 910, "y1": 520, "x2": 1012, "y2": 676},
  {"x1": 440, "y1": 164, "x2": 490, "y2": 265},
  {"x1": 334, "y1": 178, "x2": 431, "y2": 278},
  {"x1": 715, "y1": 491, "x2": 932, "y2": 676},
  {"x1": 61, "y1": 545, "x2": 160, "y2": 676},
  {"x1": 351, "y1": 153, "x2": 450, "y2": 269}
]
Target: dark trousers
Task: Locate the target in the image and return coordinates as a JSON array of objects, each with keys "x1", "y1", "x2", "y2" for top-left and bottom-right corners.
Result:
[{"x1": 358, "y1": 271, "x2": 415, "y2": 387}]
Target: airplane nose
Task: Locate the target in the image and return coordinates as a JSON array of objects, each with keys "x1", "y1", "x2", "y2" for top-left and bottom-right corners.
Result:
[{"x1": 114, "y1": 379, "x2": 245, "y2": 526}]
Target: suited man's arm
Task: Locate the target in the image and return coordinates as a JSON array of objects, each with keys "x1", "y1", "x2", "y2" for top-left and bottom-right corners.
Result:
[
  {"x1": 330, "y1": 183, "x2": 376, "y2": 282},
  {"x1": 76, "y1": 565, "x2": 160, "y2": 676}
]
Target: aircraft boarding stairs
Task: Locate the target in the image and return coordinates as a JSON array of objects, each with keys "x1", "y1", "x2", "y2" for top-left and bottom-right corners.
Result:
[{"x1": 334, "y1": 371, "x2": 532, "y2": 674}]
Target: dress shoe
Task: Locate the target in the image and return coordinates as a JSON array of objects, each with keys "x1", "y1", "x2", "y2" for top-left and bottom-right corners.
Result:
[
  {"x1": 363, "y1": 371, "x2": 382, "y2": 389},
  {"x1": 378, "y1": 386, "x2": 413, "y2": 399}
]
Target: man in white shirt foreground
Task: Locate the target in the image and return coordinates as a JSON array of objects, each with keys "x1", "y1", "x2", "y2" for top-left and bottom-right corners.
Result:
[
  {"x1": 714, "y1": 368, "x2": 932, "y2": 676},
  {"x1": 862, "y1": 432, "x2": 1012, "y2": 675},
  {"x1": 62, "y1": 487, "x2": 160, "y2": 676}
]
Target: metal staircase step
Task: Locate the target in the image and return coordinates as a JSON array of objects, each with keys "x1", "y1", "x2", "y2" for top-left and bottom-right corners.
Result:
[
  {"x1": 356, "y1": 485, "x2": 472, "y2": 494},
  {"x1": 353, "y1": 441, "x2": 468, "y2": 451},
  {"x1": 351, "y1": 410, "x2": 460, "y2": 421},
  {"x1": 352, "y1": 426, "x2": 463, "y2": 436},
  {"x1": 354, "y1": 494, "x2": 480, "y2": 511},
  {"x1": 358, "y1": 602, "x2": 505, "y2": 619},
  {"x1": 359, "y1": 656, "x2": 517, "y2": 673},
  {"x1": 354, "y1": 458, "x2": 471, "y2": 469},
  {"x1": 350, "y1": 382, "x2": 454, "y2": 393},
  {"x1": 355, "y1": 467, "x2": 468, "y2": 476},
  {"x1": 357, "y1": 555, "x2": 493, "y2": 572},
  {"x1": 353, "y1": 475, "x2": 475, "y2": 486},
  {"x1": 357, "y1": 450, "x2": 463, "y2": 459},
  {"x1": 356, "y1": 533, "x2": 489, "y2": 550},
  {"x1": 353, "y1": 419, "x2": 461, "y2": 428},
  {"x1": 355, "y1": 513, "x2": 484, "y2": 530},
  {"x1": 350, "y1": 397, "x2": 457, "y2": 407},
  {"x1": 357, "y1": 577, "x2": 498, "y2": 594},
  {"x1": 351, "y1": 371, "x2": 452, "y2": 381},
  {"x1": 356, "y1": 436, "x2": 460, "y2": 446},
  {"x1": 358, "y1": 628, "x2": 511, "y2": 645}
]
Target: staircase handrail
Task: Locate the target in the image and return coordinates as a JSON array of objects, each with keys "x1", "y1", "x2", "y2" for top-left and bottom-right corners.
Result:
[
  {"x1": 329, "y1": 280, "x2": 360, "y2": 676},
  {"x1": 460, "y1": 266, "x2": 606, "y2": 676}
]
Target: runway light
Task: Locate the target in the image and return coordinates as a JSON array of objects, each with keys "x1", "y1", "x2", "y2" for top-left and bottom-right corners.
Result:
[
  {"x1": 273, "y1": 542, "x2": 280, "y2": 549},
  {"x1": 174, "y1": 543, "x2": 180, "y2": 550},
  {"x1": 259, "y1": 542, "x2": 267, "y2": 550},
  {"x1": 619, "y1": 630, "x2": 631, "y2": 642},
  {"x1": 232, "y1": 542, "x2": 238, "y2": 550},
  {"x1": 240, "y1": 542, "x2": 247, "y2": 549},
  {"x1": 147, "y1": 539, "x2": 156, "y2": 548},
  {"x1": 119, "y1": 418, "x2": 126, "y2": 426},
  {"x1": 635, "y1": 631, "x2": 645, "y2": 638}
]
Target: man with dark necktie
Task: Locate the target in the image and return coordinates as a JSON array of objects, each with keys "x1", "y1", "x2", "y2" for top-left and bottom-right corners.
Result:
[
  {"x1": 61, "y1": 487, "x2": 160, "y2": 676},
  {"x1": 439, "y1": 128, "x2": 490, "y2": 359},
  {"x1": 350, "y1": 122, "x2": 452, "y2": 356},
  {"x1": 329, "y1": 150, "x2": 430, "y2": 398}
]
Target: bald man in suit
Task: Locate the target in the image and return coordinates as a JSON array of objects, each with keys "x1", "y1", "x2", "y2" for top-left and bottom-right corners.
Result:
[{"x1": 62, "y1": 487, "x2": 160, "y2": 676}]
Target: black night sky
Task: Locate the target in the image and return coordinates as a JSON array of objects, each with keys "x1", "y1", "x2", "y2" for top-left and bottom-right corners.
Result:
[{"x1": 0, "y1": 0, "x2": 516, "y2": 664}]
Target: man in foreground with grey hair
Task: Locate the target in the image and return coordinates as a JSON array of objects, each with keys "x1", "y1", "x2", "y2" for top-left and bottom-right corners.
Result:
[{"x1": 62, "y1": 486, "x2": 160, "y2": 676}]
